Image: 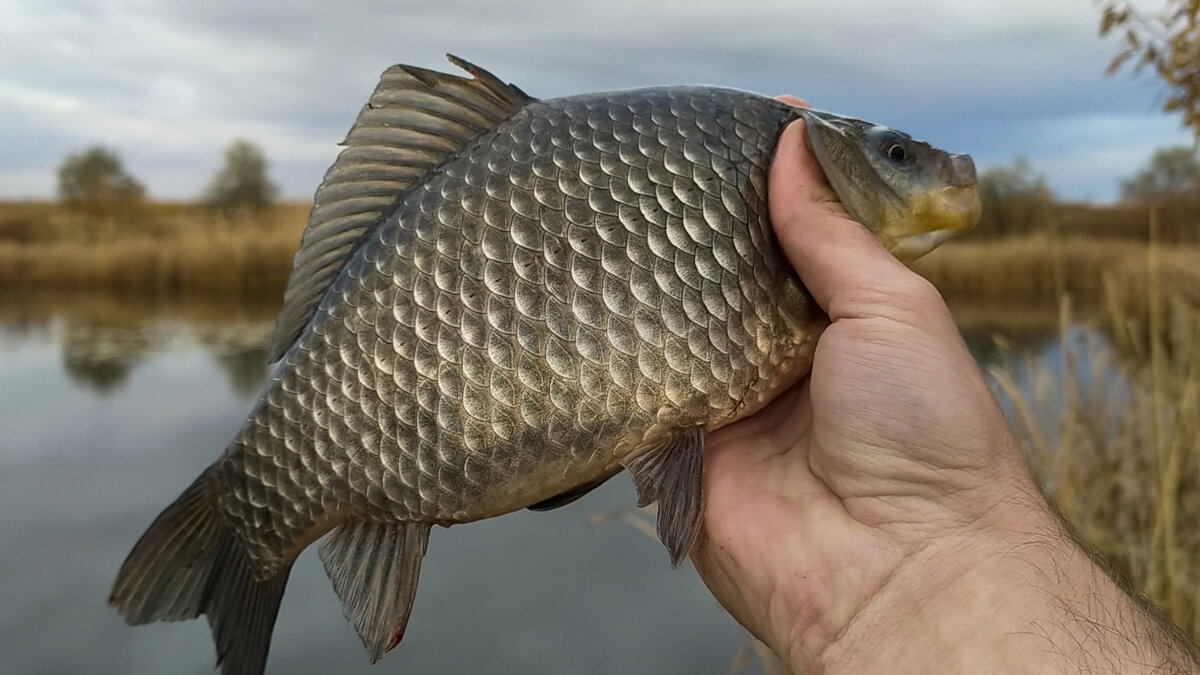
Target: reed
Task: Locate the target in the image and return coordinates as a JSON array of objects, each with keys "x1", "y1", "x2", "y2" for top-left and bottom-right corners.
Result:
[
  {"x1": 968, "y1": 195, "x2": 1200, "y2": 244},
  {"x1": 0, "y1": 202, "x2": 306, "y2": 300},
  {"x1": 990, "y1": 261, "x2": 1200, "y2": 641},
  {"x1": 916, "y1": 237, "x2": 1200, "y2": 329}
]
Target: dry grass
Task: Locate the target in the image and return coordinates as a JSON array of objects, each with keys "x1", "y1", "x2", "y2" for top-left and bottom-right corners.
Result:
[
  {"x1": 917, "y1": 236, "x2": 1200, "y2": 331},
  {"x1": 1, "y1": 200, "x2": 1196, "y2": 313},
  {"x1": 0, "y1": 200, "x2": 308, "y2": 243},
  {"x1": 936, "y1": 215, "x2": 1200, "y2": 640},
  {"x1": 0, "y1": 232, "x2": 299, "y2": 297},
  {"x1": 990, "y1": 265, "x2": 1200, "y2": 642},
  {"x1": 0, "y1": 201, "x2": 306, "y2": 299},
  {"x1": 1053, "y1": 200, "x2": 1200, "y2": 245},
  {"x1": 969, "y1": 198, "x2": 1200, "y2": 244}
]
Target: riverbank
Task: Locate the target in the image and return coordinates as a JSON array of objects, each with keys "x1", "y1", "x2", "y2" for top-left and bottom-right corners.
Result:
[{"x1": 3, "y1": 202, "x2": 1198, "y2": 317}]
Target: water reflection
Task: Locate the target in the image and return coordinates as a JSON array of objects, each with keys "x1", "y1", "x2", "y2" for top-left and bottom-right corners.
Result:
[
  {"x1": 61, "y1": 323, "x2": 159, "y2": 393},
  {"x1": 0, "y1": 295, "x2": 762, "y2": 675},
  {"x1": 211, "y1": 347, "x2": 272, "y2": 397},
  {"x1": 194, "y1": 322, "x2": 276, "y2": 399},
  {"x1": 1, "y1": 292, "x2": 1099, "y2": 401},
  {"x1": 2, "y1": 293, "x2": 280, "y2": 399}
]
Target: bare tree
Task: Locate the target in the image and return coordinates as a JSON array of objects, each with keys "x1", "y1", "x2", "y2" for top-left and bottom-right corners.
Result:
[{"x1": 1100, "y1": 1, "x2": 1200, "y2": 136}]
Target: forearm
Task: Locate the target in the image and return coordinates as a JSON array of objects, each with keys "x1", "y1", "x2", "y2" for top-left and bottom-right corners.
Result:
[{"x1": 810, "y1": 500, "x2": 1200, "y2": 674}]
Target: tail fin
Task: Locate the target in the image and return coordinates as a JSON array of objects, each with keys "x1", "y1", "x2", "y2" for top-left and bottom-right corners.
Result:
[{"x1": 109, "y1": 470, "x2": 292, "y2": 675}]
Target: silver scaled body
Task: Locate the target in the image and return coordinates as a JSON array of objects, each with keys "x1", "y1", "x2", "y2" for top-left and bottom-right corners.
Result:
[{"x1": 217, "y1": 87, "x2": 819, "y2": 574}]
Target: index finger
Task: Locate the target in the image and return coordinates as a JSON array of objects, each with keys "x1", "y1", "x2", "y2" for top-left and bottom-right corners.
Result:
[{"x1": 775, "y1": 95, "x2": 810, "y2": 108}]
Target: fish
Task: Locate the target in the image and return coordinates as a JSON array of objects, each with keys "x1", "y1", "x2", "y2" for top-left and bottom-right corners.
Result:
[{"x1": 109, "y1": 55, "x2": 981, "y2": 675}]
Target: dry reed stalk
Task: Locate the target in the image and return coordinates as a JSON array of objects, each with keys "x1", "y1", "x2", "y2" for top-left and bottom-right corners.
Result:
[
  {"x1": 989, "y1": 231, "x2": 1200, "y2": 641},
  {"x1": 0, "y1": 202, "x2": 306, "y2": 299}
]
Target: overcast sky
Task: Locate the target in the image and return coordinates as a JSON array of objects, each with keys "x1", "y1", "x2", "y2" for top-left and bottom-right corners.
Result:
[{"x1": 0, "y1": 0, "x2": 1188, "y2": 202}]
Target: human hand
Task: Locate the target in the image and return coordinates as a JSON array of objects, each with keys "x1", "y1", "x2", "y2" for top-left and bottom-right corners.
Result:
[{"x1": 691, "y1": 98, "x2": 1200, "y2": 673}]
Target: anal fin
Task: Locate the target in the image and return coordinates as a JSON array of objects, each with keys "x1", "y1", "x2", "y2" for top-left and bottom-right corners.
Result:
[
  {"x1": 620, "y1": 427, "x2": 705, "y2": 568},
  {"x1": 318, "y1": 520, "x2": 431, "y2": 662}
]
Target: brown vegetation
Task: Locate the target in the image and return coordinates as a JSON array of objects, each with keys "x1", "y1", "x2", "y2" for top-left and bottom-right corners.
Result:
[
  {"x1": 2, "y1": 198, "x2": 1198, "y2": 301},
  {"x1": 0, "y1": 201, "x2": 306, "y2": 299},
  {"x1": 993, "y1": 287, "x2": 1200, "y2": 642},
  {"x1": 971, "y1": 195, "x2": 1200, "y2": 244},
  {"x1": 1101, "y1": 0, "x2": 1200, "y2": 139},
  {"x1": 917, "y1": 237, "x2": 1200, "y2": 310}
]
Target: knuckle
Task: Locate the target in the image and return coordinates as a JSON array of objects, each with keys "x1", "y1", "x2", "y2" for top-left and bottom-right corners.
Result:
[
  {"x1": 896, "y1": 273, "x2": 942, "y2": 307},
  {"x1": 835, "y1": 272, "x2": 946, "y2": 321}
]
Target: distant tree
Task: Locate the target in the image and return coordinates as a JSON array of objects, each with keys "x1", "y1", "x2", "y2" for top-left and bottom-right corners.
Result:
[
  {"x1": 57, "y1": 146, "x2": 145, "y2": 216},
  {"x1": 1121, "y1": 145, "x2": 1200, "y2": 202},
  {"x1": 979, "y1": 157, "x2": 1053, "y2": 203},
  {"x1": 976, "y1": 158, "x2": 1057, "y2": 238},
  {"x1": 204, "y1": 140, "x2": 278, "y2": 214},
  {"x1": 1099, "y1": 1, "x2": 1200, "y2": 137}
]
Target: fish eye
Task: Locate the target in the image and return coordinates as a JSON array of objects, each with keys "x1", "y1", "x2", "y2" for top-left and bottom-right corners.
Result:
[{"x1": 887, "y1": 144, "x2": 907, "y2": 163}]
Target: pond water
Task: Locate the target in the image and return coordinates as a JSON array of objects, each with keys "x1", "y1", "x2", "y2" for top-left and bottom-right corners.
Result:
[{"x1": 0, "y1": 295, "x2": 1095, "y2": 675}]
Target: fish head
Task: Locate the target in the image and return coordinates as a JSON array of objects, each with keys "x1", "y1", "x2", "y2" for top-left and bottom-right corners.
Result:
[{"x1": 797, "y1": 109, "x2": 981, "y2": 262}]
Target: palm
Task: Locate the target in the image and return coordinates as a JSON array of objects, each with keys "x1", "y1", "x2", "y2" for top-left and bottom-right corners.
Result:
[{"x1": 698, "y1": 329, "x2": 917, "y2": 660}]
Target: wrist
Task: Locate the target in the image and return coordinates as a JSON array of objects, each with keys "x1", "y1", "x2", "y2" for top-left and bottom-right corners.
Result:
[{"x1": 807, "y1": 491, "x2": 1197, "y2": 674}]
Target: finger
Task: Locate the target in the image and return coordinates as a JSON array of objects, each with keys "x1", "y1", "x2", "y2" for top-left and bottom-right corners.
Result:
[
  {"x1": 775, "y1": 94, "x2": 811, "y2": 108},
  {"x1": 768, "y1": 119, "x2": 923, "y2": 320}
]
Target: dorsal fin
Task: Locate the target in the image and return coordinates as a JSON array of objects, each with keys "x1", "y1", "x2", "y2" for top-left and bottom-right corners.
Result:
[{"x1": 266, "y1": 55, "x2": 534, "y2": 362}]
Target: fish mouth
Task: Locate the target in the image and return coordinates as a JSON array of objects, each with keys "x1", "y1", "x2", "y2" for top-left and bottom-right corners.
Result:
[
  {"x1": 886, "y1": 185, "x2": 981, "y2": 262},
  {"x1": 891, "y1": 228, "x2": 958, "y2": 262}
]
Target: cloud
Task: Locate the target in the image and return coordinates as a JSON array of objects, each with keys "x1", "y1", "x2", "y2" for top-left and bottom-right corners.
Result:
[{"x1": 0, "y1": 0, "x2": 1191, "y2": 201}]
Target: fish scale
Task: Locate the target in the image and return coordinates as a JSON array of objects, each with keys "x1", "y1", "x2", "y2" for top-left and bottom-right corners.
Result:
[
  {"x1": 111, "y1": 56, "x2": 980, "y2": 675},
  {"x1": 224, "y1": 87, "x2": 810, "y2": 562}
]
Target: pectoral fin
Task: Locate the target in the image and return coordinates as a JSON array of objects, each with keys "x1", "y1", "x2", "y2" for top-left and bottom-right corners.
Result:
[
  {"x1": 318, "y1": 521, "x2": 431, "y2": 662},
  {"x1": 620, "y1": 427, "x2": 705, "y2": 567}
]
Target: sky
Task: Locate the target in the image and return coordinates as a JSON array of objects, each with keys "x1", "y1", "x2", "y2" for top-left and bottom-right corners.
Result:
[{"x1": 0, "y1": 0, "x2": 1190, "y2": 203}]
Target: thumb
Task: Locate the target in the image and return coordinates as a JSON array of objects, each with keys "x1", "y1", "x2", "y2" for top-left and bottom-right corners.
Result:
[{"x1": 768, "y1": 118, "x2": 932, "y2": 322}]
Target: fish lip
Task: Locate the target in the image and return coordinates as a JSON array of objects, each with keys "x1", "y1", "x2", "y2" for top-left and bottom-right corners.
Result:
[
  {"x1": 949, "y1": 153, "x2": 977, "y2": 188},
  {"x1": 940, "y1": 183, "x2": 983, "y2": 234},
  {"x1": 892, "y1": 229, "x2": 957, "y2": 262}
]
